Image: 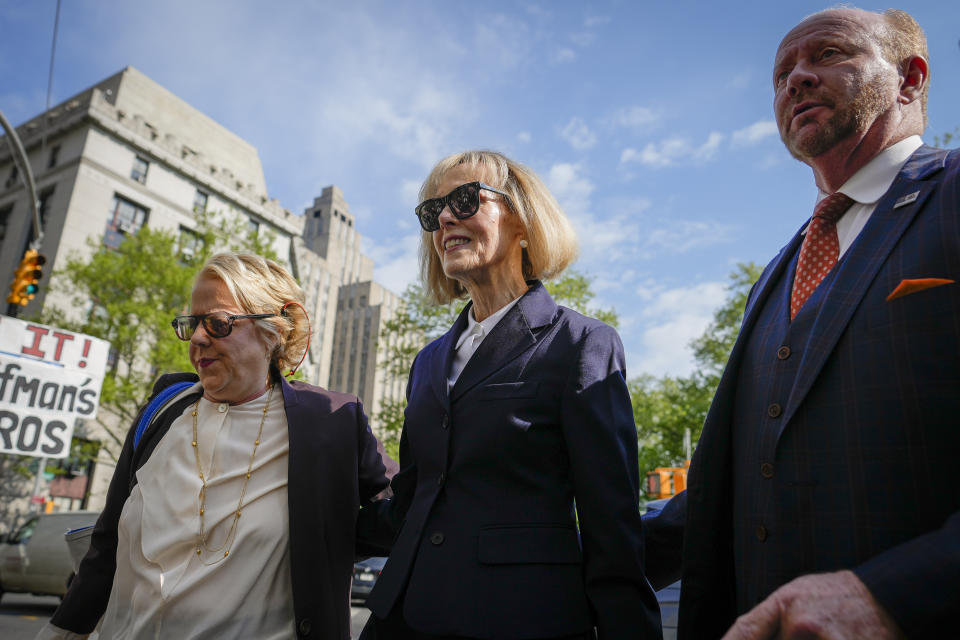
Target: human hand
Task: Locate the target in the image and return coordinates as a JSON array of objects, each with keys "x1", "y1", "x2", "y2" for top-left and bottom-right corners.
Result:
[{"x1": 721, "y1": 570, "x2": 904, "y2": 639}]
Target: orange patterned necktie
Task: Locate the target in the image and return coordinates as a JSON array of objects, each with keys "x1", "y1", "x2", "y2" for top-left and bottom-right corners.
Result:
[{"x1": 790, "y1": 192, "x2": 855, "y2": 320}]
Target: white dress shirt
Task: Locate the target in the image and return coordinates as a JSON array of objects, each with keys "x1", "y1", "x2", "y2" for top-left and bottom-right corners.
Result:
[
  {"x1": 95, "y1": 386, "x2": 295, "y2": 639},
  {"x1": 815, "y1": 135, "x2": 923, "y2": 258},
  {"x1": 448, "y1": 297, "x2": 521, "y2": 388}
]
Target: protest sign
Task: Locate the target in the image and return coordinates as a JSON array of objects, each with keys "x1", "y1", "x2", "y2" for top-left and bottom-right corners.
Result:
[{"x1": 0, "y1": 315, "x2": 109, "y2": 458}]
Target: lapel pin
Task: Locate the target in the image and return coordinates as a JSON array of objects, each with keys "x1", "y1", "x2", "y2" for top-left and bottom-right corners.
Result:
[{"x1": 893, "y1": 191, "x2": 919, "y2": 209}]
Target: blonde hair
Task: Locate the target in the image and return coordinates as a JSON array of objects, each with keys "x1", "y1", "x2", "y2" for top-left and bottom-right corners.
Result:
[
  {"x1": 419, "y1": 150, "x2": 579, "y2": 304},
  {"x1": 879, "y1": 9, "x2": 929, "y2": 127},
  {"x1": 196, "y1": 252, "x2": 308, "y2": 373}
]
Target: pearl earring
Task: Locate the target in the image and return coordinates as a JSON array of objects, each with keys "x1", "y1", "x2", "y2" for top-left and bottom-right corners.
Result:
[{"x1": 520, "y1": 239, "x2": 528, "y2": 249}]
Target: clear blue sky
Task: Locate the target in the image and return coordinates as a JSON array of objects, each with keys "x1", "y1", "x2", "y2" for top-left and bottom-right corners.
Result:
[{"x1": 2, "y1": 1, "x2": 958, "y2": 378}]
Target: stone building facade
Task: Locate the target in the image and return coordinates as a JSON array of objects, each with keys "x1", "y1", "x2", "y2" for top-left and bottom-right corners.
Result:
[{"x1": 0, "y1": 67, "x2": 402, "y2": 521}]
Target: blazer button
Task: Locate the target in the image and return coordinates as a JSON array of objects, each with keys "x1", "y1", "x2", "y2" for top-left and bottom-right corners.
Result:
[
  {"x1": 756, "y1": 525, "x2": 768, "y2": 542},
  {"x1": 430, "y1": 531, "x2": 445, "y2": 545},
  {"x1": 297, "y1": 618, "x2": 312, "y2": 636},
  {"x1": 760, "y1": 463, "x2": 774, "y2": 479},
  {"x1": 441, "y1": 414, "x2": 449, "y2": 430},
  {"x1": 437, "y1": 472, "x2": 445, "y2": 486},
  {"x1": 767, "y1": 403, "x2": 782, "y2": 418},
  {"x1": 777, "y1": 345, "x2": 791, "y2": 360}
]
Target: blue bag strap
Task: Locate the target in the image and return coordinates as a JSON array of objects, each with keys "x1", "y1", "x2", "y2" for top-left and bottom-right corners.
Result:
[{"x1": 133, "y1": 381, "x2": 196, "y2": 450}]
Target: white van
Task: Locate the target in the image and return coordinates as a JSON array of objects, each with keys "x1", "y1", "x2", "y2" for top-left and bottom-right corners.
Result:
[{"x1": 0, "y1": 510, "x2": 98, "y2": 600}]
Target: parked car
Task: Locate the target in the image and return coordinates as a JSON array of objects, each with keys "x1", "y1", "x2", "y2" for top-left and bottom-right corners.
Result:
[
  {"x1": 0, "y1": 510, "x2": 98, "y2": 601},
  {"x1": 351, "y1": 556, "x2": 386, "y2": 605}
]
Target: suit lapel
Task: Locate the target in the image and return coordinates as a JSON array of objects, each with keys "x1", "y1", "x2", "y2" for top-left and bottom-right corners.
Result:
[
  {"x1": 450, "y1": 282, "x2": 556, "y2": 403},
  {"x1": 429, "y1": 308, "x2": 468, "y2": 409},
  {"x1": 742, "y1": 230, "x2": 804, "y2": 338},
  {"x1": 779, "y1": 146, "x2": 947, "y2": 431}
]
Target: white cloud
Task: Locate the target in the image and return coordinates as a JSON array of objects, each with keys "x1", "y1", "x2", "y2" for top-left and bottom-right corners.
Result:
[
  {"x1": 553, "y1": 48, "x2": 577, "y2": 63},
  {"x1": 728, "y1": 70, "x2": 752, "y2": 90},
  {"x1": 547, "y1": 163, "x2": 595, "y2": 216},
  {"x1": 607, "y1": 105, "x2": 660, "y2": 131},
  {"x1": 367, "y1": 232, "x2": 422, "y2": 296},
  {"x1": 570, "y1": 32, "x2": 596, "y2": 47},
  {"x1": 731, "y1": 120, "x2": 778, "y2": 146},
  {"x1": 630, "y1": 281, "x2": 729, "y2": 377},
  {"x1": 619, "y1": 119, "x2": 780, "y2": 169},
  {"x1": 620, "y1": 131, "x2": 725, "y2": 168},
  {"x1": 547, "y1": 162, "x2": 626, "y2": 260},
  {"x1": 645, "y1": 219, "x2": 735, "y2": 255},
  {"x1": 560, "y1": 117, "x2": 597, "y2": 150},
  {"x1": 695, "y1": 132, "x2": 725, "y2": 161},
  {"x1": 473, "y1": 14, "x2": 535, "y2": 69},
  {"x1": 584, "y1": 15, "x2": 611, "y2": 27},
  {"x1": 517, "y1": 131, "x2": 532, "y2": 143},
  {"x1": 401, "y1": 179, "x2": 422, "y2": 208}
]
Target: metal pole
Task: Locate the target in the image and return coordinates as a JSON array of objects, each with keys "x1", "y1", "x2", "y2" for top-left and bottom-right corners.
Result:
[
  {"x1": 0, "y1": 109, "x2": 43, "y2": 248},
  {"x1": 46, "y1": 0, "x2": 62, "y2": 112}
]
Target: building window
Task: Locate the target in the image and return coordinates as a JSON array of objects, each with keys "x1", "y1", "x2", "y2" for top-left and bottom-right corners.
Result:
[
  {"x1": 104, "y1": 194, "x2": 148, "y2": 249},
  {"x1": 47, "y1": 145, "x2": 61, "y2": 169},
  {"x1": 193, "y1": 189, "x2": 208, "y2": 213},
  {"x1": 38, "y1": 187, "x2": 55, "y2": 226},
  {"x1": 179, "y1": 226, "x2": 204, "y2": 262},
  {"x1": 247, "y1": 217, "x2": 260, "y2": 236},
  {"x1": 131, "y1": 156, "x2": 149, "y2": 184},
  {"x1": 0, "y1": 203, "x2": 12, "y2": 244},
  {"x1": 5, "y1": 164, "x2": 18, "y2": 189}
]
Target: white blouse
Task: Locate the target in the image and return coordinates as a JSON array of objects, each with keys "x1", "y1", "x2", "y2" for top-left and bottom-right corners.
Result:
[{"x1": 96, "y1": 386, "x2": 295, "y2": 639}]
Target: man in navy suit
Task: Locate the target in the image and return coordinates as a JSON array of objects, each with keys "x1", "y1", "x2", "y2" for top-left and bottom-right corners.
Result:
[{"x1": 646, "y1": 7, "x2": 959, "y2": 638}]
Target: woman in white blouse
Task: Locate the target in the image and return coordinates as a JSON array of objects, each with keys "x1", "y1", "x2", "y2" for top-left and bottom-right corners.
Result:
[{"x1": 42, "y1": 252, "x2": 393, "y2": 639}]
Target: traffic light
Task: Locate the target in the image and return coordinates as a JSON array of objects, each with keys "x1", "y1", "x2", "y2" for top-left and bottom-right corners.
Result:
[{"x1": 7, "y1": 249, "x2": 46, "y2": 306}]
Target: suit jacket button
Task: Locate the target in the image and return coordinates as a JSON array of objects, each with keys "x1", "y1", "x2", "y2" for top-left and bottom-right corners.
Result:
[
  {"x1": 298, "y1": 618, "x2": 312, "y2": 636},
  {"x1": 441, "y1": 414, "x2": 449, "y2": 430},
  {"x1": 777, "y1": 345, "x2": 791, "y2": 360},
  {"x1": 760, "y1": 463, "x2": 774, "y2": 479},
  {"x1": 756, "y1": 525, "x2": 768, "y2": 542},
  {"x1": 430, "y1": 531, "x2": 445, "y2": 545},
  {"x1": 767, "y1": 403, "x2": 782, "y2": 418}
]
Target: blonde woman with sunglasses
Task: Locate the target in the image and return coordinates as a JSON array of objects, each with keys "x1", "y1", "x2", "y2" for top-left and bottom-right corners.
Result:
[
  {"x1": 358, "y1": 151, "x2": 661, "y2": 639},
  {"x1": 40, "y1": 252, "x2": 394, "y2": 640}
]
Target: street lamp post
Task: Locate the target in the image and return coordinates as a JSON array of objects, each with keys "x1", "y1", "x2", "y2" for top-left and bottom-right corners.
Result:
[{"x1": 1, "y1": 106, "x2": 48, "y2": 511}]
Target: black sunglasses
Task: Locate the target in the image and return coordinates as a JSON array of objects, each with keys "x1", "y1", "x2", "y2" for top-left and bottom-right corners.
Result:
[
  {"x1": 414, "y1": 181, "x2": 513, "y2": 232},
  {"x1": 171, "y1": 311, "x2": 276, "y2": 341}
]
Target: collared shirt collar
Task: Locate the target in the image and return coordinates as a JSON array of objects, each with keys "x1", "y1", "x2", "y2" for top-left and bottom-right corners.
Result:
[
  {"x1": 455, "y1": 297, "x2": 521, "y2": 351},
  {"x1": 822, "y1": 135, "x2": 923, "y2": 205}
]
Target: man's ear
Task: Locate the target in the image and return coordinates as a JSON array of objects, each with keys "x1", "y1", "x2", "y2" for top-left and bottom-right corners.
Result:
[{"x1": 898, "y1": 55, "x2": 928, "y2": 104}]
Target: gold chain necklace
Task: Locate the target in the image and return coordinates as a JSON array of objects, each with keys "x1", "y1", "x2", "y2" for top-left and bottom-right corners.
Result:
[{"x1": 191, "y1": 384, "x2": 274, "y2": 565}]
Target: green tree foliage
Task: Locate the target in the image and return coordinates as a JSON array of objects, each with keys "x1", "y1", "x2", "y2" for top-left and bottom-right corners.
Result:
[
  {"x1": 689, "y1": 262, "x2": 763, "y2": 382},
  {"x1": 933, "y1": 126, "x2": 959, "y2": 148},
  {"x1": 31, "y1": 210, "x2": 278, "y2": 454},
  {"x1": 374, "y1": 269, "x2": 617, "y2": 458},
  {"x1": 632, "y1": 262, "x2": 762, "y2": 471},
  {"x1": 543, "y1": 270, "x2": 618, "y2": 328}
]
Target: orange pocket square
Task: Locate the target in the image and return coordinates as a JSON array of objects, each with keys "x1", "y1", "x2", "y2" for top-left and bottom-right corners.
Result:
[{"x1": 886, "y1": 278, "x2": 955, "y2": 301}]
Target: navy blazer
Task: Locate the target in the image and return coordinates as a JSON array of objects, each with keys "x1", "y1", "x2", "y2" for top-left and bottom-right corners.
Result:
[
  {"x1": 361, "y1": 282, "x2": 661, "y2": 639},
  {"x1": 646, "y1": 146, "x2": 960, "y2": 638},
  {"x1": 52, "y1": 371, "x2": 391, "y2": 640}
]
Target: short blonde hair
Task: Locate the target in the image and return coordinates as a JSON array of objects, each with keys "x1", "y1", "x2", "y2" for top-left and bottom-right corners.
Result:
[
  {"x1": 879, "y1": 9, "x2": 929, "y2": 127},
  {"x1": 196, "y1": 252, "x2": 308, "y2": 373},
  {"x1": 419, "y1": 150, "x2": 579, "y2": 304}
]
